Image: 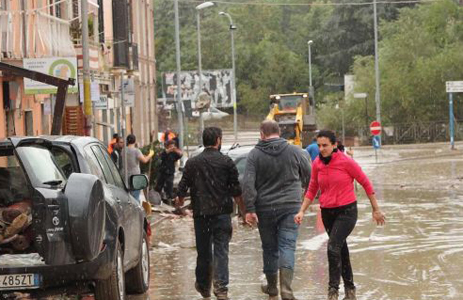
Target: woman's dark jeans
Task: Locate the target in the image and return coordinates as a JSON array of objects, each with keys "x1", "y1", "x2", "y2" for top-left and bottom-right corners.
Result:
[
  {"x1": 194, "y1": 214, "x2": 232, "y2": 294},
  {"x1": 321, "y1": 202, "x2": 358, "y2": 290}
]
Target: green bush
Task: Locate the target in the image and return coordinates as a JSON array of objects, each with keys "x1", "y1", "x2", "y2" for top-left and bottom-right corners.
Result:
[{"x1": 139, "y1": 141, "x2": 164, "y2": 188}]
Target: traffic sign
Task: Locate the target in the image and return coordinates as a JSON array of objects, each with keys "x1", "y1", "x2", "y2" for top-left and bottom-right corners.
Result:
[
  {"x1": 354, "y1": 93, "x2": 367, "y2": 99},
  {"x1": 372, "y1": 135, "x2": 381, "y2": 149},
  {"x1": 446, "y1": 81, "x2": 463, "y2": 93},
  {"x1": 370, "y1": 121, "x2": 381, "y2": 136}
]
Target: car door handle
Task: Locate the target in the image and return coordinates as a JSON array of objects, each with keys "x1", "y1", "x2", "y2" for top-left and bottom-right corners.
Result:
[{"x1": 116, "y1": 198, "x2": 122, "y2": 203}]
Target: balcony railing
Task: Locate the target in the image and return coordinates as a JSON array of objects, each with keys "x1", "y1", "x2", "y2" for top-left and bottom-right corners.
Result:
[{"x1": 0, "y1": 10, "x2": 75, "y2": 59}]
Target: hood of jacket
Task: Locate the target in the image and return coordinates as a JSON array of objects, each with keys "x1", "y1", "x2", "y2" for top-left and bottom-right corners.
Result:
[{"x1": 255, "y1": 138, "x2": 289, "y2": 157}]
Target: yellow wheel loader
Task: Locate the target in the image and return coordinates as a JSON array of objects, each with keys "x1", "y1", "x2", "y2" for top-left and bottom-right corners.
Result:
[{"x1": 266, "y1": 93, "x2": 317, "y2": 147}]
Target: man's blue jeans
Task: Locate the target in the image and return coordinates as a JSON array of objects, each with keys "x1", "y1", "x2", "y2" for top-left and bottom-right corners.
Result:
[
  {"x1": 194, "y1": 214, "x2": 232, "y2": 294},
  {"x1": 257, "y1": 207, "x2": 299, "y2": 275}
]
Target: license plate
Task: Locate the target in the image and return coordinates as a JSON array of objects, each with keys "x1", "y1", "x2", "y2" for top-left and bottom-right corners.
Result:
[{"x1": 0, "y1": 274, "x2": 39, "y2": 290}]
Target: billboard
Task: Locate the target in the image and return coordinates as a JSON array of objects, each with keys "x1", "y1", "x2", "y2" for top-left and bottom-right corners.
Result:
[
  {"x1": 23, "y1": 57, "x2": 78, "y2": 94},
  {"x1": 163, "y1": 70, "x2": 233, "y2": 108}
]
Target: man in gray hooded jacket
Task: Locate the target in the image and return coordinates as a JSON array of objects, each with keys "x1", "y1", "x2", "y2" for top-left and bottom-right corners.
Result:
[{"x1": 244, "y1": 120, "x2": 311, "y2": 300}]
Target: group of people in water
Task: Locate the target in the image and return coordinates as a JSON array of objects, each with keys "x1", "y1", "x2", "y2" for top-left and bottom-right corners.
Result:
[{"x1": 174, "y1": 120, "x2": 386, "y2": 300}]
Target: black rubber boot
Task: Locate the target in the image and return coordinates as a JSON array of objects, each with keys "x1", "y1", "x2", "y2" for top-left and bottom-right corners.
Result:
[
  {"x1": 261, "y1": 273, "x2": 279, "y2": 298},
  {"x1": 280, "y1": 268, "x2": 298, "y2": 300},
  {"x1": 195, "y1": 265, "x2": 213, "y2": 299},
  {"x1": 214, "y1": 291, "x2": 229, "y2": 300},
  {"x1": 343, "y1": 287, "x2": 356, "y2": 300},
  {"x1": 327, "y1": 287, "x2": 339, "y2": 300},
  {"x1": 195, "y1": 281, "x2": 211, "y2": 298}
]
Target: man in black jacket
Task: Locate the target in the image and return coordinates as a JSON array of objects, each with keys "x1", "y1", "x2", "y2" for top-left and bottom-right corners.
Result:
[
  {"x1": 155, "y1": 140, "x2": 182, "y2": 204},
  {"x1": 244, "y1": 120, "x2": 311, "y2": 300},
  {"x1": 110, "y1": 136, "x2": 124, "y2": 171},
  {"x1": 176, "y1": 127, "x2": 246, "y2": 300}
]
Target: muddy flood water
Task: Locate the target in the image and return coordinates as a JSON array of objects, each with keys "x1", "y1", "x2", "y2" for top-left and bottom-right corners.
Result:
[
  {"x1": 9, "y1": 142, "x2": 462, "y2": 300},
  {"x1": 144, "y1": 142, "x2": 463, "y2": 300}
]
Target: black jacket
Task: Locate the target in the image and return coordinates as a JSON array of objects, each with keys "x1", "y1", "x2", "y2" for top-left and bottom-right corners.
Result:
[
  {"x1": 243, "y1": 138, "x2": 311, "y2": 213},
  {"x1": 110, "y1": 149, "x2": 122, "y2": 171},
  {"x1": 160, "y1": 151, "x2": 182, "y2": 175},
  {"x1": 177, "y1": 148, "x2": 242, "y2": 217}
]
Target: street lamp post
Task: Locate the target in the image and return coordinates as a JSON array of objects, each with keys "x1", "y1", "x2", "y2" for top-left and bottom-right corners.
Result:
[
  {"x1": 196, "y1": 2, "x2": 214, "y2": 143},
  {"x1": 174, "y1": 0, "x2": 184, "y2": 151},
  {"x1": 307, "y1": 40, "x2": 315, "y2": 115},
  {"x1": 354, "y1": 93, "x2": 369, "y2": 128},
  {"x1": 354, "y1": 92, "x2": 369, "y2": 142},
  {"x1": 335, "y1": 102, "x2": 345, "y2": 143},
  {"x1": 219, "y1": 11, "x2": 238, "y2": 143}
]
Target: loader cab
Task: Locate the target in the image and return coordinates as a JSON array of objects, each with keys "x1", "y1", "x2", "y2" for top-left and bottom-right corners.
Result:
[{"x1": 270, "y1": 94, "x2": 308, "y2": 112}]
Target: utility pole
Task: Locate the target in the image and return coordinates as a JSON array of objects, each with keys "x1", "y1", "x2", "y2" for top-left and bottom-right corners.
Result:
[
  {"x1": 21, "y1": 0, "x2": 26, "y2": 57},
  {"x1": 373, "y1": 0, "x2": 381, "y2": 143},
  {"x1": 219, "y1": 12, "x2": 238, "y2": 143},
  {"x1": 81, "y1": 0, "x2": 92, "y2": 136},
  {"x1": 121, "y1": 72, "x2": 128, "y2": 185},
  {"x1": 196, "y1": 10, "x2": 204, "y2": 140},
  {"x1": 174, "y1": 0, "x2": 184, "y2": 150},
  {"x1": 307, "y1": 40, "x2": 315, "y2": 116},
  {"x1": 230, "y1": 23, "x2": 237, "y2": 143},
  {"x1": 196, "y1": 2, "x2": 214, "y2": 144}
]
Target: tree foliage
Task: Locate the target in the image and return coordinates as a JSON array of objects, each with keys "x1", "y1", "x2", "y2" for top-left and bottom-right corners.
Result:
[
  {"x1": 349, "y1": 0, "x2": 463, "y2": 127},
  {"x1": 153, "y1": 0, "x2": 329, "y2": 114},
  {"x1": 153, "y1": 0, "x2": 463, "y2": 127}
]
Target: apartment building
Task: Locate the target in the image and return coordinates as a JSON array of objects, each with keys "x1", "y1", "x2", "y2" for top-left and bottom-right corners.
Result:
[
  {"x1": 0, "y1": 0, "x2": 76, "y2": 137},
  {"x1": 99, "y1": 0, "x2": 158, "y2": 146},
  {"x1": 0, "y1": 0, "x2": 157, "y2": 146}
]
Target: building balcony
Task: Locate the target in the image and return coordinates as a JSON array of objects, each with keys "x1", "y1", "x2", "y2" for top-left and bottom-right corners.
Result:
[{"x1": 0, "y1": 10, "x2": 75, "y2": 59}]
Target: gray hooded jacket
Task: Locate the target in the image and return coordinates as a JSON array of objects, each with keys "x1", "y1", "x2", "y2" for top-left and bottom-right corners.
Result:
[{"x1": 243, "y1": 138, "x2": 311, "y2": 213}]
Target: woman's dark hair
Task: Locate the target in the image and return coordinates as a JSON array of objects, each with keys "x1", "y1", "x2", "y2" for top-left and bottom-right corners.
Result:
[
  {"x1": 127, "y1": 134, "x2": 136, "y2": 145},
  {"x1": 317, "y1": 130, "x2": 337, "y2": 145},
  {"x1": 203, "y1": 127, "x2": 222, "y2": 147},
  {"x1": 165, "y1": 140, "x2": 176, "y2": 147}
]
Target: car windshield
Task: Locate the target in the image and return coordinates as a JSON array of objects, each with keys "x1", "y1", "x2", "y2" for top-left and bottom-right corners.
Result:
[{"x1": 16, "y1": 145, "x2": 66, "y2": 188}]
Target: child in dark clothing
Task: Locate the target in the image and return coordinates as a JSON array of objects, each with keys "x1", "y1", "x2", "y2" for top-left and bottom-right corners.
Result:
[{"x1": 155, "y1": 140, "x2": 183, "y2": 204}]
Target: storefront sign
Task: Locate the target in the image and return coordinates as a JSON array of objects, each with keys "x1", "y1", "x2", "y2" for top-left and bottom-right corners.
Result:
[{"x1": 23, "y1": 57, "x2": 78, "y2": 94}]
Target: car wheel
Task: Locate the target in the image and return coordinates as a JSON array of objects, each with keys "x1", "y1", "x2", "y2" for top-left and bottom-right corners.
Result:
[
  {"x1": 126, "y1": 232, "x2": 150, "y2": 294},
  {"x1": 95, "y1": 240, "x2": 126, "y2": 300}
]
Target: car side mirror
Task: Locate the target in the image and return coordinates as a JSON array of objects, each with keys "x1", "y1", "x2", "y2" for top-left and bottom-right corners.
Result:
[{"x1": 130, "y1": 174, "x2": 148, "y2": 191}]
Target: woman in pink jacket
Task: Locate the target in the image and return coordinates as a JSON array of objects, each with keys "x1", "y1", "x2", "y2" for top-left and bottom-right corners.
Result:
[{"x1": 294, "y1": 130, "x2": 385, "y2": 300}]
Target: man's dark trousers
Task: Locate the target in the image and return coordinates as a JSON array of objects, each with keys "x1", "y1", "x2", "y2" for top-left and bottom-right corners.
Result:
[
  {"x1": 155, "y1": 172, "x2": 174, "y2": 199},
  {"x1": 194, "y1": 214, "x2": 232, "y2": 295}
]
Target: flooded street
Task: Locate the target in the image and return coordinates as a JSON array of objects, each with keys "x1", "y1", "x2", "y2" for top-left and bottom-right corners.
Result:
[{"x1": 143, "y1": 142, "x2": 463, "y2": 300}]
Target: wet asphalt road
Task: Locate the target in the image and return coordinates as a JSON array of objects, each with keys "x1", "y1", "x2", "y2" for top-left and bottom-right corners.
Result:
[{"x1": 139, "y1": 141, "x2": 463, "y2": 300}]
